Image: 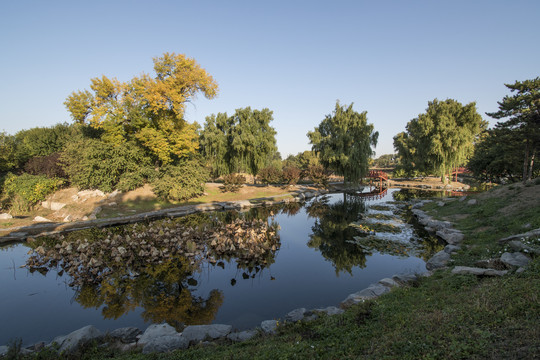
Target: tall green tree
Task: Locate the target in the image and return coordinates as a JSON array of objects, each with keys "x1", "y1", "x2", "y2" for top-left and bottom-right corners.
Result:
[
  {"x1": 486, "y1": 77, "x2": 540, "y2": 182},
  {"x1": 307, "y1": 101, "x2": 378, "y2": 184},
  {"x1": 393, "y1": 99, "x2": 487, "y2": 183},
  {"x1": 199, "y1": 107, "x2": 278, "y2": 176},
  {"x1": 64, "y1": 53, "x2": 218, "y2": 164}
]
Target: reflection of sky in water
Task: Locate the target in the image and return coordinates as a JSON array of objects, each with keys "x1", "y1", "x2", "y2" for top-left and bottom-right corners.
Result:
[{"x1": 0, "y1": 189, "x2": 431, "y2": 346}]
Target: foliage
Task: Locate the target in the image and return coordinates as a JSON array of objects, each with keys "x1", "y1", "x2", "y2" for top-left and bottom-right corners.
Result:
[
  {"x1": 23, "y1": 152, "x2": 66, "y2": 178},
  {"x1": 0, "y1": 131, "x2": 17, "y2": 173},
  {"x1": 64, "y1": 53, "x2": 218, "y2": 164},
  {"x1": 221, "y1": 173, "x2": 245, "y2": 193},
  {"x1": 12, "y1": 123, "x2": 72, "y2": 168},
  {"x1": 257, "y1": 166, "x2": 282, "y2": 185},
  {"x1": 308, "y1": 101, "x2": 378, "y2": 184},
  {"x1": 372, "y1": 154, "x2": 397, "y2": 168},
  {"x1": 393, "y1": 99, "x2": 487, "y2": 183},
  {"x1": 61, "y1": 138, "x2": 153, "y2": 193},
  {"x1": 486, "y1": 77, "x2": 540, "y2": 182},
  {"x1": 199, "y1": 107, "x2": 278, "y2": 176},
  {"x1": 151, "y1": 158, "x2": 209, "y2": 201},
  {"x1": 1, "y1": 173, "x2": 64, "y2": 212},
  {"x1": 306, "y1": 163, "x2": 329, "y2": 188},
  {"x1": 282, "y1": 165, "x2": 302, "y2": 186},
  {"x1": 467, "y1": 128, "x2": 526, "y2": 183}
]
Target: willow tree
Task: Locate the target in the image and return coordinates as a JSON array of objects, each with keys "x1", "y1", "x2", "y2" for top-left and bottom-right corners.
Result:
[
  {"x1": 199, "y1": 107, "x2": 277, "y2": 176},
  {"x1": 307, "y1": 101, "x2": 378, "y2": 184},
  {"x1": 393, "y1": 99, "x2": 486, "y2": 183},
  {"x1": 64, "y1": 53, "x2": 218, "y2": 164},
  {"x1": 486, "y1": 77, "x2": 540, "y2": 182}
]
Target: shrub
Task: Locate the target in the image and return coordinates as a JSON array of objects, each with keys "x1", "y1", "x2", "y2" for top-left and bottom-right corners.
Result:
[
  {"x1": 257, "y1": 166, "x2": 282, "y2": 185},
  {"x1": 282, "y1": 166, "x2": 302, "y2": 186},
  {"x1": 61, "y1": 139, "x2": 153, "y2": 192},
  {"x1": 307, "y1": 164, "x2": 329, "y2": 188},
  {"x1": 24, "y1": 152, "x2": 66, "y2": 178},
  {"x1": 221, "y1": 173, "x2": 246, "y2": 192},
  {"x1": 1, "y1": 173, "x2": 64, "y2": 213},
  {"x1": 151, "y1": 158, "x2": 209, "y2": 201}
]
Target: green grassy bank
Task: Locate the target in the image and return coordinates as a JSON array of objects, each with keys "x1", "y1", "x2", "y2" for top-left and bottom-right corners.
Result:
[{"x1": 4, "y1": 181, "x2": 539, "y2": 360}]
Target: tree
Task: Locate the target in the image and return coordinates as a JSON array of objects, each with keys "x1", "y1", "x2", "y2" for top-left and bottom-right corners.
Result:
[
  {"x1": 199, "y1": 107, "x2": 278, "y2": 176},
  {"x1": 64, "y1": 53, "x2": 218, "y2": 164},
  {"x1": 393, "y1": 99, "x2": 487, "y2": 183},
  {"x1": 307, "y1": 101, "x2": 378, "y2": 184},
  {"x1": 486, "y1": 77, "x2": 540, "y2": 182}
]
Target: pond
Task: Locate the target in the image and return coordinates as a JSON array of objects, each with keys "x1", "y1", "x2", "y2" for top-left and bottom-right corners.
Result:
[{"x1": 0, "y1": 188, "x2": 443, "y2": 346}]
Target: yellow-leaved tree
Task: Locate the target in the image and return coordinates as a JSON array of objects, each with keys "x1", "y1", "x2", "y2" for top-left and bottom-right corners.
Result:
[{"x1": 64, "y1": 53, "x2": 218, "y2": 164}]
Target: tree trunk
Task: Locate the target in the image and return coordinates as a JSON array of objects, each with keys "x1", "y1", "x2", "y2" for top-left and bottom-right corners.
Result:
[
  {"x1": 522, "y1": 141, "x2": 530, "y2": 183},
  {"x1": 441, "y1": 164, "x2": 447, "y2": 184},
  {"x1": 528, "y1": 148, "x2": 535, "y2": 181}
]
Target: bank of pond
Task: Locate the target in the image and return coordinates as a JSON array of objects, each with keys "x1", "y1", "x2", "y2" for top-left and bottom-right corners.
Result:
[{"x1": 0, "y1": 188, "x2": 445, "y2": 347}]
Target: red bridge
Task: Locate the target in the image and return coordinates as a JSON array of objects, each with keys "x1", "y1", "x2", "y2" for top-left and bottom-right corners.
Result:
[
  {"x1": 366, "y1": 170, "x2": 389, "y2": 189},
  {"x1": 450, "y1": 167, "x2": 471, "y2": 182}
]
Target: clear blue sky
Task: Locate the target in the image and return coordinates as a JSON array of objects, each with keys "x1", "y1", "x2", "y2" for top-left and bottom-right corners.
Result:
[{"x1": 1, "y1": 0, "x2": 538, "y2": 157}]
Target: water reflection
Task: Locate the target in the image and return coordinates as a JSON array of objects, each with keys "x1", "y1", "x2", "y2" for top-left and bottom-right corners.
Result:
[
  {"x1": 307, "y1": 194, "x2": 369, "y2": 275},
  {"x1": 25, "y1": 216, "x2": 279, "y2": 329}
]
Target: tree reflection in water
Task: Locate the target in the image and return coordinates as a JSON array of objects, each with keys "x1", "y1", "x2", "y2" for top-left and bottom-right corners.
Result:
[
  {"x1": 26, "y1": 212, "x2": 280, "y2": 330},
  {"x1": 306, "y1": 194, "x2": 369, "y2": 275}
]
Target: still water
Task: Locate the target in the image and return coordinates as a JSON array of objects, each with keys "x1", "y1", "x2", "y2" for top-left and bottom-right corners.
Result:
[{"x1": 0, "y1": 189, "x2": 441, "y2": 346}]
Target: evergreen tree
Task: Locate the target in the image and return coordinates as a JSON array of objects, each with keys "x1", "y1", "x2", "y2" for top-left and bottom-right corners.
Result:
[{"x1": 486, "y1": 77, "x2": 540, "y2": 182}]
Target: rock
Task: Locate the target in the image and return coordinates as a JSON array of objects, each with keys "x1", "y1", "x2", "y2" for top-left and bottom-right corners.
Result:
[
  {"x1": 444, "y1": 245, "x2": 461, "y2": 254},
  {"x1": 181, "y1": 324, "x2": 232, "y2": 343},
  {"x1": 467, "y1": 199, "x2": 477, "y2": 205},
  {"x1": 138, "y1": 323, "x2": 179, "y2": 345},
  {"x1": 63, "y1": 215, "x2": 73, "y2": 222},
  {"x1": 459, "y1": 196, "x2": 467, "y2": 202},
  {"x1": 78, "y1": 190, "x2": 105, "y2": 198},
  {"x1": 107, "y1": 190, "x2": 121, "y2": 199},
  {"x1": 142, "y1": 335, "x2": 188, "y2": 354},
  {"x1": 194, "y1": 203, "x2": 223, "y2": 211},
  {"x1": 507, "y1": 240, "x2": 540, "y2": 255},
  {"x1": 260, "y1": 320, "x2": 278, "y2": 334},
  {"x1": 42, "y1": 201, "x2": 66, "y2": 211},
  {"x1": 437, "y1": 201, "x2": 445, "y2": 207},
  {"x1": 500, "y1": 252, "x2": 531, "y2": 267},
  {"x1": 378, "y1": 278, "x2": 400, "y2": 288},
  {"x1": 426, "y1": 250, "x2": 451, "y2": 270},
  {"x1": 451, "y1": 266, "x2": 508, "y2": 276},
  {"x1": 313, "y1": 306, "x2": 344, "y2": 316},
  {"x1": 516, "y1": 267, "x2": 526, "y2": 274},
  {"x1": 285, "y1": 308, "x2": 307, "y2": 322},
  {"x1": 499, "y1": 228, "x2": 540, "y2": 244},
  {"x1": 52, "y1": 325, "x2": 103, "y2": 353},
  {"x1": 341, "y1": 284, "x2": 391, "y2": 308},
  {"x1": 436, "y1": 229, "x2": 464, "y2": 245},
  {"x1": 392, "y1": 273, "x2": 418, "y2": 285},
  {"x1": 227, "y1": 330, "x2": 258, "y2": 342},
  {"x1": 71, "y1": 195, "x2": 79, "y2": 201},
  {"x1": 33, "y1": 216, "x2": 52, "y2": 222},
  {"x1": 109, "y1": 327, "x2": 142, "y2": 343},
  {"x1": 107, "y1": 202, "x2": 117, "y2": 207},
  {"x1": 0, "y1": 213, "x2": 13, "y2": 220}
]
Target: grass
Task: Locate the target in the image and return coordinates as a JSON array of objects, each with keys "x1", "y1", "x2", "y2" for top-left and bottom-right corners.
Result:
[{"x1": 7, "y1": 181, "x2": 540, "y2": 359}]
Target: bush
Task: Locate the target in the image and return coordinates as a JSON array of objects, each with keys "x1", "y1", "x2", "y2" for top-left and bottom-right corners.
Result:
[
  {"x1": 24, "y1": 152, "x2": 66, "y2": 178},
  {"x1": 282, "y1": 166, "x2": 302, "y2": 186},
  {"x1": 307, "y1": 164, "x2": 329, "y2": 188},
  {"x1": 61, "y1": 139, "x2": 153, "y2": 192},
  {"x1": 257, "y1": 166, "x2": 282, "y2": 185},
  {"x1": 151, "y1": 158, "x2": 209, "y2": 201},
  {"x1": 221, "y1": 173, "x2": 246, "y2": 192},
  {"x1": 1, "y1": 173, "x2": 64, "y2": 213}
]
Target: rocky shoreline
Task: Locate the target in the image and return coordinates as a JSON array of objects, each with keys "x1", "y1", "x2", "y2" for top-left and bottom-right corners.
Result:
[{"x1": 4, "y1": 188, "x2": 534, "y2": 357}]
